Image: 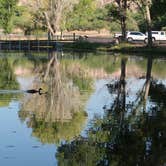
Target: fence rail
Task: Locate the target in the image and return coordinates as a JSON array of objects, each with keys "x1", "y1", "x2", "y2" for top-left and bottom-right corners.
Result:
[
  {"x1": 0, "y1": 33, "x2": 79, "y2": 41},
  {"x1": 0, "y1": 33, "x2": 116, "y2": 51},
  {"x1": 0, "y1": 40, "x2": 58, "y2": 51},
  {"x1": 0, "y1": 33, "x2": 79, "y2": 51}
]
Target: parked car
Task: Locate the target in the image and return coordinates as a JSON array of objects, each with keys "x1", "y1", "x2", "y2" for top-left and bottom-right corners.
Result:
[
  {"x1": 126, "y1": 31, "x2": 147, "y2": 43},
  {"x1": 114, "y1": 32, "x2": 122, "y2": 38},
  {"x1": 146, "y1": 31, "x2": 166, "y2": 41}
]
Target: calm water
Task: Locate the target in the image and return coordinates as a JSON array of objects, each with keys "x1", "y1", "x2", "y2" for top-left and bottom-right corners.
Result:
[{"x1": 0, "y1": 51, "x2": 166, "y2": 166}]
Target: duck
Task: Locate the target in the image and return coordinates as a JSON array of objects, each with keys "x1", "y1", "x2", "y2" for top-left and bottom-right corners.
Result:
[{"x1": 25, "y1": 88, "x2": 44, "y2": 95}]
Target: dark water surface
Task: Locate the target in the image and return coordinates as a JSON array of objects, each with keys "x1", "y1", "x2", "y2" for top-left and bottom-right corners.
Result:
[{"x1": 0, "y1": 51, "x2": 166, "y2": 166}]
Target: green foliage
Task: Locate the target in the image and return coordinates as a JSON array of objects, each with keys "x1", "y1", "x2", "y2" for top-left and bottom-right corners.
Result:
[
  {"x1": 105, "y1": 3, "x2": 120, "y2": 23},
  {"x1": 151, "y1": 0, "x2": 166, "y2": 30},
  {"x1": 126, "y1": 11, "x2": 139, "y2": 31},
  {"x1": 0, "y1": 0, "x2": 18, "y2": 33},
  {"x1": 65, "y1": 0, "x2": 106, "y2": 31},
  {"x1": 133, "y1": 12, "x2": 146, "y2": 32},
  {"x1": 13, "y1": 5, "x2": 46, "y2": 35},
  {"x1": 0, "y1": 0, "x2": 166, "y2": 35},
  {"x1": 109, "y1": 22, "x2": 121, "y2": 32},
  {"x1": 13, "y1": 5, "x2": 34, "y2": 34},
  {"x1": 106, "y1": 4, "x2": 139, "y2": 32}
]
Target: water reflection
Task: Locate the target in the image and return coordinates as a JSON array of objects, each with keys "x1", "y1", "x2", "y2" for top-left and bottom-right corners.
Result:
[
  {"x1": 19, "y1": 52, "x2": 89, "y2": 144},
  {"x1": 56, "y1": 55, "x2": 166, "y2": 166},
  {"x1": 0, "y1": 52, "x2": 166, "y2": 166},
  {"x1": 0, "y1": 57, "x2": 19, "y2": 106}
]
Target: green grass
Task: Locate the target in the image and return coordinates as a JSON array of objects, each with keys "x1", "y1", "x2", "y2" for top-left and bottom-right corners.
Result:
[
  {"x1": 109, "y1": 43, "x2": 166, "y2": 54},
  {"x1": 62, "y1": 41, "x2": 166, "y2": 56},
  {"x1": 62, "y1": 41, "x2": 113, "y2": 52}
]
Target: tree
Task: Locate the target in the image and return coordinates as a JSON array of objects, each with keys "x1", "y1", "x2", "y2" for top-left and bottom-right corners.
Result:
[
  {"x1": 65, "y1": 0, "x2": 106, "y2": 31},
  {"x1": 33, "y1": 0, "x2": 78, "y2": 38},
  {"x1": 115, "y1": 0, "x2": 127, "y2": 40},
  {"x1": 106, "y1": 0, "x2": 129, "y2": 40},
  {"x1": 13, "y1": 6, "x2": 36, "y2": 35},
  {"x1": 0, "y1": 0, "x2": 18, "y2": 33},
  {"x1": 145, "y1": 0, "x2": 153, "y2": 48},
  {"x1": 151, "y1": 0, "x2": 166, "y2": 30},
  {"x1": 135, "y1": 0, "x2": 153, "y2": 47}
]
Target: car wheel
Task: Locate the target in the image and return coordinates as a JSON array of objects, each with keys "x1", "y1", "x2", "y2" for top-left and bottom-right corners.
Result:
[
  {"x1": 144, "y1": 38, "x2": 155, "y2": 44},
  {"x1": 152, "y1": 37, "x2": 155, "y2": 43},
  {"x1": 127, "y1": 37, "x2": 133, "y2": 42},
  {"x1": 144, "y1": 38, "x2": 148, "y2": 43}
]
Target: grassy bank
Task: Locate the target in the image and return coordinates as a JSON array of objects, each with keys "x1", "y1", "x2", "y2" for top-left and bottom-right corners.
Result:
[
  {"x1": 109, "y1": 43, "x2": 166, "y2": 55},
  {"x1": 62, "y1": 41, "x2": 113, "y2": 52},
  {"x1": 62, "y1": 41, "x2": 166, "y2": 56}
]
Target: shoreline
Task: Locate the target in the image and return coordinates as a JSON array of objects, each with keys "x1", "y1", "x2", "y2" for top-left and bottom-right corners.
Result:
[{"x1": 62, "y1": 41, "x2": 166, "y2": 56}]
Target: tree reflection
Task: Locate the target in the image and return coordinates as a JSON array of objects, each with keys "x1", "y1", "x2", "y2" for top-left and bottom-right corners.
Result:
[
  {"x1": 56, "y1": 56, "x2": 166, "y2": 166},
  {"x1": 144, "y1": 55, "x2": 153, "y2": 100},
  {"x1": 0, "y1": 57, "x2": 19, "y2": 106},
  {"x1": 19, "y1": 52, "x2": 90, "y2": 144}
]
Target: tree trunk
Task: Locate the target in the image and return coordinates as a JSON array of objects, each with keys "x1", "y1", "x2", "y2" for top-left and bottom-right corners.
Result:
[
  {"x1": 121, "y1": 0, "x2": 127, "y2": 40},
  {"x1": 145, "y1": 1, "x2": 153, "y2": 48},
  {"x1": 44, "y1": 0, "x2": 63, "y2": 39},
  {"x1": 115, "y1": 0, "x2": 127, "y2": 41}
]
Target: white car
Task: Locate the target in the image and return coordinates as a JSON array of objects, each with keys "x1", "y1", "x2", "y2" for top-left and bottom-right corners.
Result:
[
  {"x1": 114, "y1": 32, "x2": 122, "y2": 38},
  {"x1": 146, "y1": 31, "x2": 166, "y2": 41},
  {"x1": 126, "y1": 31, "x2": 147, "y2": 43}
]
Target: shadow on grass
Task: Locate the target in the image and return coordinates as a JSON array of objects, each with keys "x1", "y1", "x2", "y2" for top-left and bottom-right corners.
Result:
[{"x1": 62, "y1": 41, "x2": 166, "y2": 56}]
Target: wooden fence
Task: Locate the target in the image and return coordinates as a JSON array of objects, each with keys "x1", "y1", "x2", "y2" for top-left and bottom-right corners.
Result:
[
  {"x1": 0, "y1": 33, "x2": 79, "y2": 41},
  {"x1": 0, "y1": 33, "x2": 80, "y2": 51}
]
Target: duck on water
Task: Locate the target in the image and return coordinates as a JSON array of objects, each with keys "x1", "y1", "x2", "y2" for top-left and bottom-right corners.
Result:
[
  {"x1": 25, "y1": 88, "x2": 46, "y2": 95},
  {"x1": 0, "y1": 88, "x2": 46, "y2": 95}
]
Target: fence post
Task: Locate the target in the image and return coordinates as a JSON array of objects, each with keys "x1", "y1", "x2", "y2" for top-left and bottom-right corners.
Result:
[
  {"x1": 19, "y1": 36, "x2": 21, "y2": 51},
  {"x1": 38, "y1": 39, "x2": 39, "y2": 51},
  {"x1": 28, "y1": 37, "x2": 30, "y2": 51},
  {"x1": 60, "y1": 30, "x2": 63, "y2": 40},
  {"x1": 47, "y1": 39, "x2": 49, "y2": 52},
  {"x1": 73, "y1": 33, "x2": 75, "y2": 41}
]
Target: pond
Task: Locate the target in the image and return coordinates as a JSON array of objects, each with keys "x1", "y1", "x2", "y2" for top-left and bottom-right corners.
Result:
[{"x1": 0, "y1": 51, "x2": 166, "y2": 166}]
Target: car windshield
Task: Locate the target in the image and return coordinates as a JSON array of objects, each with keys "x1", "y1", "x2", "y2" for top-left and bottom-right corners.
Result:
[
  {"x1": 130, "y1": 32, "x2": 143, "y2": 36},
  {"x1": 152, "y1": 32, "x2": 158, "y2": 34}
]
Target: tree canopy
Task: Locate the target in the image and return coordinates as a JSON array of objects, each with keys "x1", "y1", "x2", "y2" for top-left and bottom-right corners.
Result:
[
  {"x1": 0, "y1": 0, "x2": 166, "y2": 35},
  {"x1": 0, "y1": 0, "x2": 18, "y2": 33}
]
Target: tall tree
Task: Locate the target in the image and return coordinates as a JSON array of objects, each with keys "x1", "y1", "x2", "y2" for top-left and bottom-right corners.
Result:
[
  {"x1": 145, "y1": 0, "x2": 152, "y2": 48},
  {"x1": 135, "y1": 0, "x2": 153, "y2": 47},
  {"x1": 107, "y1": 0, "x2": 128, "y2": 40},
  {"x1": 115, "y1": 0, "x2": 127, "y2": 40},
  {"x1": 151, "y1": 0, "x2": 166, "y2": 30},
  {"x1": 33, "y1": 0, "x2": 78, "y2": 38}
]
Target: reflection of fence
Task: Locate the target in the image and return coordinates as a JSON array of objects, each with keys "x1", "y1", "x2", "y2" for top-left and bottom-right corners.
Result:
[{"x1": 0, "y1": 40, "x2": 57, "y2": 51}]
